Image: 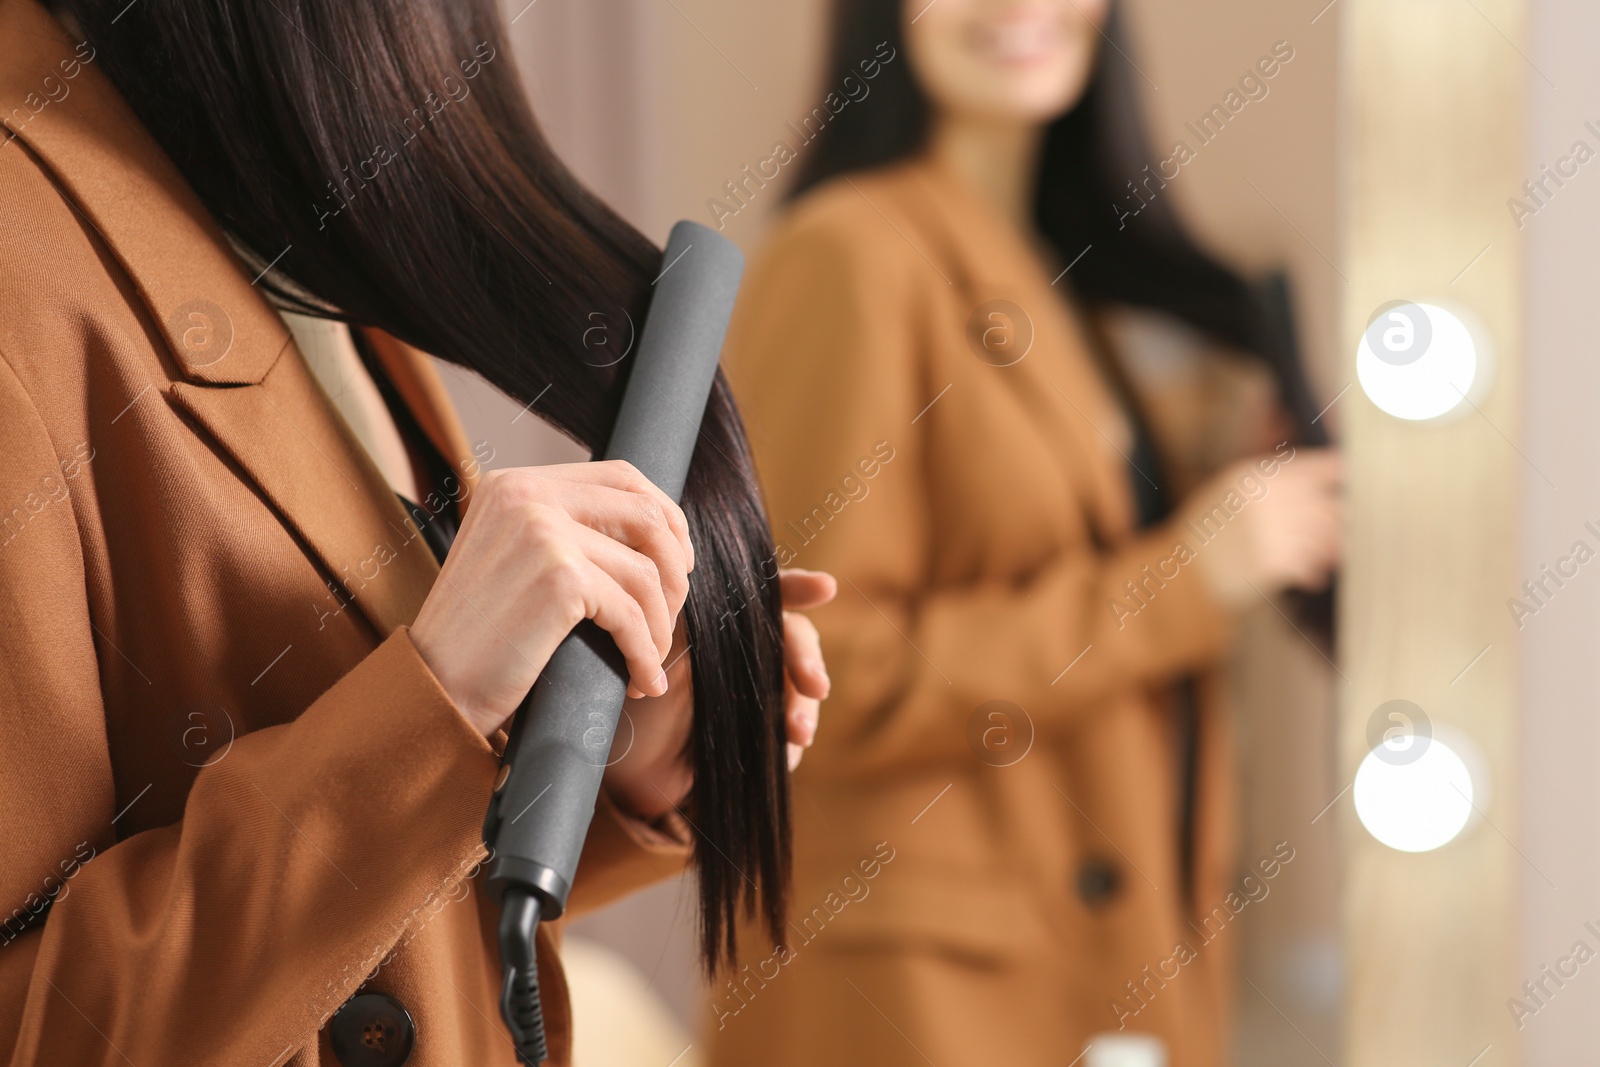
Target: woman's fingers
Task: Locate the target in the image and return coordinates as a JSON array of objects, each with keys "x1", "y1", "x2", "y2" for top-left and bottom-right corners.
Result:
[
  {"x1": 1276, "y1": 480, "x2": 1344, "y2": 589},
  {"x1": 573, "y1": 528, "x2": 674, "y2": 669},
  {"x1": 787, "y1": 692, "x2": 821, "y2": 748},
  {"x1": 785, "y1": 676, "x2": 818, "y2": 771},
  {"x1": 607, "y1": 627, "x2": 695, "y2": 817},
  {"x1": 782, "y1": 609, "x2": 829, "y2": 701},
  {"x1": 412, "y1": 464, "x2": 695, "y2": 735},
  {"x1": 578, "y1": 555, "x2": 670, "y2": 698},
  {"x1": 564, "y1": 486, "x2": 691, "y2": 629},
  {"x1": 779, "y1": 568, "x2": 837, "y2": 611},
  {"x1": 1302, "y1": 449, "x2": 1345, "y2": 488},
  {"x1": 778, "y1": 569, "x2": 835, "y2": 770},
  {"x1": 559, "y1": 460, "x2": 695, "y2": 573}
]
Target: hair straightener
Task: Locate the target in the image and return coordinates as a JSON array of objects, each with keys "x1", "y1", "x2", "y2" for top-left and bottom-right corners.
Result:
[{"x1": 480, "y1": 220, "x2": 744, "y2": 1065}]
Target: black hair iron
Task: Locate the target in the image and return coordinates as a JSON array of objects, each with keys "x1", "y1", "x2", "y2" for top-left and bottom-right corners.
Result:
[{"x1": 481, "y1": 220, "x2": 744, "y2": 1065}]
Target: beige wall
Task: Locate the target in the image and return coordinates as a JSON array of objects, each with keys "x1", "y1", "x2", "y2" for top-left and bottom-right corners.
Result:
[
  {"x1": 511, "y1": 0, "x2": 829, "y2": 247},
  {"x1": 1520, "y1": 0, "x2": 1600, "y2": 1060}
]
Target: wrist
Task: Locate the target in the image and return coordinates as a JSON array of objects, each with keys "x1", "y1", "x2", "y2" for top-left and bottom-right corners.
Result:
[{"x1": 408, "y1": 624, "x2": 505, "y2": 737}]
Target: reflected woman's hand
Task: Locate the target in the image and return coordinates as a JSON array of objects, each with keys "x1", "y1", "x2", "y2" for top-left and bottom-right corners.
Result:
[{"x1": 1184, "y1": 448, "x2": 1344, "y2": 610}]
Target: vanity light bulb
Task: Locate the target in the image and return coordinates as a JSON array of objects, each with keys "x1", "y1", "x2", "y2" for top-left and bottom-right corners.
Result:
[
  {"x1": 1357, "y1": 302, "x2": 1484, "y2": 421},
  {"x1": 1353, "y1": 735, "x2": 1476, "y2": 853}
]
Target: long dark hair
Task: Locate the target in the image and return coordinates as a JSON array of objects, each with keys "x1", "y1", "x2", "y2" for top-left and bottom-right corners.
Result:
[
  {"x1": 54, "y1": 0, "x2": 788, "y2": 969},
  {"x1": 793, "y1": 0, "x2": 1328, "y2": 447}
]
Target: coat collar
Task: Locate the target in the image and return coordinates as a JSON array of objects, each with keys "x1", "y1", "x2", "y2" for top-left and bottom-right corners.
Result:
[{"x1": 1, "y1": 0, "x2": 442, "y2": 636}]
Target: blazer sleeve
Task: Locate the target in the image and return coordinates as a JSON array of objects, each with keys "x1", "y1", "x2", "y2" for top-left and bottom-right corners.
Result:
[{"x1": 723, "y1": 215, "x2": 1235, "y2": 776}]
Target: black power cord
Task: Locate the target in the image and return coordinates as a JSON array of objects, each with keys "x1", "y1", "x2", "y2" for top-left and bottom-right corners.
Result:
[{"x1": 497, "y1": 887, "x2": 547, "y2": 1065}]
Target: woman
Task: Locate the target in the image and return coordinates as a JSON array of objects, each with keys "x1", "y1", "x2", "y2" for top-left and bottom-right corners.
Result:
[
  {"x1": 709, "y1": 1, "x2": 1341, "y2": 1064},
  {"x1": 0, "y1": 0, "x2": 831, "y2": 1063}
]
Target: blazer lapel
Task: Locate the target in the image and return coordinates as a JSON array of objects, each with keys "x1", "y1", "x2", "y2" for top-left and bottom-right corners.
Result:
[
  {"x1": 2, "y1": 0, "x2": 439, "y2": 638},
  {"x1": 898, "y1": 159, "x2": 1138, "y2": 543},
  {"x1": 169, "y1": 357, "x2": 443, "y2": 638}
]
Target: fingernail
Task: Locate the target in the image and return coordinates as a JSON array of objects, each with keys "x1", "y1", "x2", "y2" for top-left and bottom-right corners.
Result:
[{"x1": 787, "y1": 743, "x2": 803, "y2": 771}]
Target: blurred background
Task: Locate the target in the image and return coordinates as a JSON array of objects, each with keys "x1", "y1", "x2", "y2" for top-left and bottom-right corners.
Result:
[{"x1": 432, "y1": 0, "x2": 1600, "y2": 1063}]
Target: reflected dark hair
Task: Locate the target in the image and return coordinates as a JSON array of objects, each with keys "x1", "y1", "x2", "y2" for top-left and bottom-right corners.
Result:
[
  {"x1": 793, "y1": 0, "x2": 1327, "y2": 443},
  {"x1": 54, "y1": 0, "x2": 787, "y2": 969}
]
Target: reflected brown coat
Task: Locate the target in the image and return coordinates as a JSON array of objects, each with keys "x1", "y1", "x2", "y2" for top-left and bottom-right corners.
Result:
[
  {"x1": 0, "y1": 2, "x2": 685, "y2": 1063},
  {"x1": 709, "y1": 159, "x2": 1241, "y2": 1067}
]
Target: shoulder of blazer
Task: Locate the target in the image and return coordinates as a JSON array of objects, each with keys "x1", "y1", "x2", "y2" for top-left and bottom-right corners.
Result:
[
  {"x1": 759, "y1": 161, "x2": 969, "y2": 291},
  {"x1": 763, "y1": 159, "x2": 1039, "y2": 304},
  {"x1": 0, "y1": 0, "x2": 291, "y2": 388}
]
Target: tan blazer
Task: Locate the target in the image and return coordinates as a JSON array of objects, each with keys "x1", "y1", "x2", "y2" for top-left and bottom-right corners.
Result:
[
  {"x1": 709, "y1": 160, "x2": 1242, "y2": 1066},
  {"x1": 0, "y1": 2, "x2": 685, "y2": 1064}
]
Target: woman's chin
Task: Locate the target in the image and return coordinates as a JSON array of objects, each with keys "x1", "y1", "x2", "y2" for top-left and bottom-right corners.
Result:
[{"x1": 953, "y1": 59, "x2": 1096, "y2": 123}]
